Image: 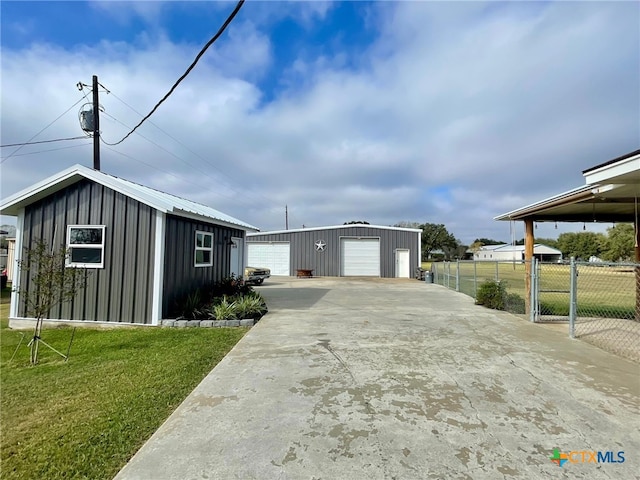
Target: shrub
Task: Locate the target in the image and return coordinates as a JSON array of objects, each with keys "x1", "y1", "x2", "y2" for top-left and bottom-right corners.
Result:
[
  {"x1": 475, "y1": 280, "x2": 506, "y2": 310},
  {"x1": 234, "y1": 293, "x2": 268, "y2": 319},
  {"x1": 176, "y1": 290, "x2": 204, "y2": 319},
  {"x1": 173, "y1": 276, "x2": 255, "y2": 318},
  {"x1": 208, "y1": 275, "x2": 253, "y2": 298},
  {"x1": 505, "y1": 293, "x2": 525, "y2": 314},
  {"x1": 212, "y1": 296, "x2": 237, "y2": 320},
  {"x1": 174, "y1": 281, "x2": 267, "y2": 321}
]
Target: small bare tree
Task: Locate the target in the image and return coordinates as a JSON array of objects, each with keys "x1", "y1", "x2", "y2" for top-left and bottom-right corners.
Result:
[{"x1": 15, "y1": 239, "x2": 89, "y2": 364}]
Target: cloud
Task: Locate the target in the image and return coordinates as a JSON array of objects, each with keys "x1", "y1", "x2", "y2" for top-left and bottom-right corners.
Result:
[
  {"x1": 1, "y1": 1, "x2": 638, "y2": 245},
  {"x1": 89, "y1": 1, "x2": 169, "y2": 26}
]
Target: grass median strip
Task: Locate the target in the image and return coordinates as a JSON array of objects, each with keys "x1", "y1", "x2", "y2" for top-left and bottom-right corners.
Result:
[{"x1": 0, "y1": 312, "x2": 246, "y2": 480}]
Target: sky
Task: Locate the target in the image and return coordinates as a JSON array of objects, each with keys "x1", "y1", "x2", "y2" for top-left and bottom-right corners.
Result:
[{"x1": 1, "y1": 0, "x2": 639, "y2": 245}]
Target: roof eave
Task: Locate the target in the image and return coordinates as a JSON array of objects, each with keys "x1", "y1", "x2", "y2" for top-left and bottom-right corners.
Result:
[
  {"x1": 171, "y1": 209, "x2": 259, "y2": 231},
  {"x1": 494, "y1": 185, "x2": 594, "y2": 221},
  {"x1": 247, "y1": 224, "x2": 423, "y2": 236},
  {"x1": 0, "y1": 165, "x2": 87, "y2": 216},
  {"x1": 582, "y1": 149, "x2": 640, "y2": 176}
]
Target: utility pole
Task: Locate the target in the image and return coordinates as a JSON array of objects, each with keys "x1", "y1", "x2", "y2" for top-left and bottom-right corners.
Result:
[
  {"x1": 92, "y1": 75, "x2": 100, "y2": 171},
  {"x1": 285, "y1": 205, "x2": 289, "y2": 230}
]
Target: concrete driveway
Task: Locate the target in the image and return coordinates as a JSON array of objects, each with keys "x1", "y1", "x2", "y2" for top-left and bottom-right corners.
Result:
[{"x1": 115, "y1": 277, "x2": 639, "y2": 480}]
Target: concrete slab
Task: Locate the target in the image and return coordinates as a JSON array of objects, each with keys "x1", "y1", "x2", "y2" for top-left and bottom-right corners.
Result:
[{"x1": 115, "y1": 277, "x2": 639, "y2": 480}]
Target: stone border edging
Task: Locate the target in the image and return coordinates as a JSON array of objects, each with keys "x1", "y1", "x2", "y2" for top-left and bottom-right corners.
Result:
[{"x1": 161, "y1": 319, "x2": 258, "y2": 328}]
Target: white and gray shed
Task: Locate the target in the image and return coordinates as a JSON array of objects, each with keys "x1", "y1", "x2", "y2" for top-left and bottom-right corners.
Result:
[
  {"x1": 247, "y1": 224, "x2": 422, "y2": 278},
  {"x1": 0, "y1": 164, "x2": 258, "y2": 327}
]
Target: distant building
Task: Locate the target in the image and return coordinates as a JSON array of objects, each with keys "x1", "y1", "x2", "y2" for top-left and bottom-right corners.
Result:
[
  {"x1": 474, "y1": 244, "x2": 562, "y2": 262},
  {"x1": 247, "y1": 224, "x2": 421, "y2": 278}
]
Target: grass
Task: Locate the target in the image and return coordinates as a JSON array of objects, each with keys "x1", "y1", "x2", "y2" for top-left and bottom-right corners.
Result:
[
  {"x1": 426, "y1": 261, "x2": 636, "y2": 318},
  {"x1": 0, "y1": 298, "x2": 247, "y2": 480}
]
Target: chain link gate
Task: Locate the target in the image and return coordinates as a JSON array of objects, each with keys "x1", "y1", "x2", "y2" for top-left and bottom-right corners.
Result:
[
  {"x1": 532, "y1": 257, "x2": 640, "y2": 362},
  {"x1": 531, "y1": 258, "x2": 574, "y2": 323},
  {"x1": 432, "y1": 258, "x2": 639, "y2": 362}
]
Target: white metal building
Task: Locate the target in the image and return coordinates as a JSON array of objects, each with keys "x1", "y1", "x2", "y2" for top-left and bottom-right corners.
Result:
[{"x1": 474, "y1": 244, "x2": 562, "y2": 262}]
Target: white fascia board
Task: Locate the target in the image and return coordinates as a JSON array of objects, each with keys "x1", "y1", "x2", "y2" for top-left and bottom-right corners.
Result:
[
  {"x1": 494, "y1": 185, "x2": 593, "y2": 221},
  {"x1": 0, "y1": 165, "x2": 86, "y2": 215},
  {"x1": 0, "y1": 163, "x2": 258, "y2": 231},
  {"x1": 170, "y1": 209, "x2": 258, "y2": 231},
  {"x1": 583, "y1": 153, "x2": 640, "y2": 185},
  {"x1": 9, "y1": 209, "x2": 24, "y2": 319},
  {"x1": 151, "y1": 211, "x2": 165, "y2": 326},
  {"x1": 248, "y1": 224, "x2": 422, "y2": 236}
]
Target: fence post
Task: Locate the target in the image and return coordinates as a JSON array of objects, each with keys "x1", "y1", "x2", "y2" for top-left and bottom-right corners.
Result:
[
  {"x1": 495, "y1": 261, "x2": 499, "y2": 282},
  {"x1": 473, "y1": 260, "x2": 477, "y2": 298},
  {"x1": 456, "y1": 260, "x2": 460, "y2": 292},
  {"x1": 529, "y1": 257, "x2": 537, "y2": 322},
  {"x1": 569, "y1": 257, "x2": 577, "y2": 338}
]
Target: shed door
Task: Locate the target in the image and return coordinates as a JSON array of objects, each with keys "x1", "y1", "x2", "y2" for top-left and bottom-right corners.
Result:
[
  {"x1": 247, "y1": 242, "x2": 290, "y2": 276},
  {"x1": 230, "y1": 237, "x2": 243, "y2": 277},
  {"x1": 340, "y1": 238, "x2": 380, "y2": 276},
  {"x1": 395, "y1": 249, "x2": 410, "y2": 278}
]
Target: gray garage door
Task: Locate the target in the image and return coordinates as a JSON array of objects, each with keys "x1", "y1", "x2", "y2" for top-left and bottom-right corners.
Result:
[
  {"x1": 247, "y1": 242, "x2": 290, "y2": 276},
  {"x1": 340, "y1": 238, "x2": 380, "y2": 276}
]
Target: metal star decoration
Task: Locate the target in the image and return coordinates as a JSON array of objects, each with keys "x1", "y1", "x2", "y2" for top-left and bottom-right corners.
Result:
[{"x1": 315, "y1": 240, "x2": 326, "y2": 252}]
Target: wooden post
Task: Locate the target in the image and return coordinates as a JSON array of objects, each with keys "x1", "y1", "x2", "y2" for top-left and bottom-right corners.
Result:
[
  {"x1": 524, "y1": 219, "x2": 534, "y2": 315},
  {"x1": 633, "y1": 212, "x2": 640, "y2": 322}
]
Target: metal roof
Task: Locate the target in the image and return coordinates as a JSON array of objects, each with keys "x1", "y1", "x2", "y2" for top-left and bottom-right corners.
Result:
[
  {"x1": 0, "y1": 164, "x2": 258, "y2": 231},
  {"x1": 582, "y1": 148, "x2": 640, "y2": 175},
  {"x1": 477, "y1": 244, "x2": 561, "y2": 254},
  {"x1": 247, "y1": 224, "x2": 423, "y2": 236},
  {"x1": 495, "y1": 149, "x2": 640, "y2": 223}
]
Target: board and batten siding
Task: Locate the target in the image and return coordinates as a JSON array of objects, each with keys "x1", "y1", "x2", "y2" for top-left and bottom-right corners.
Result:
[
  {"x1": 162, "y1": 215, "x2": 244, "y2": 318},
  {"x1": 248, "y1": 226, "x2": 419, "y2": 278},
  {"x1": 18, "y1": 179, "x2": 155, "y2": 324}
]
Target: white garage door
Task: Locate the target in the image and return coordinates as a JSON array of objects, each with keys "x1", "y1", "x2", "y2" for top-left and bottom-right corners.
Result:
[
  {"x1": 340, "y1": 238, "x2": 380, "y2": 276},
  {"x1": 247, "y1": 243, "x2": 290, "y2": 276}
]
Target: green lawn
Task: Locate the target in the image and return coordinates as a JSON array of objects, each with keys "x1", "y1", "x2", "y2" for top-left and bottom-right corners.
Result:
[{"x1": 0, "y1": 305, "x2": 247, "y2": 479}]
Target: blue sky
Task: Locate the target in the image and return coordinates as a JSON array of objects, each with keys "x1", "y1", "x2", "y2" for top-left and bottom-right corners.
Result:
[{"x1": 1, "y1": 1, "x2": 639, "y2": 243}]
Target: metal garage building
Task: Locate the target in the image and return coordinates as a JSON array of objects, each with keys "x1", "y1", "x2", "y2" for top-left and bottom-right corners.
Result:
[{"x1": 247, "y1": 224, "x2": 421, "y2": 278}]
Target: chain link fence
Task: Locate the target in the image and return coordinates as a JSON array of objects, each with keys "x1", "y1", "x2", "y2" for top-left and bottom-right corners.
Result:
[
  {"x1": 431, "y1": 259, "x2": 639, "y2": 362},
  {"x1": 570, "y1": 261, "x2": 639, "y2": 362},
  {"x1": 432, "y1": 260, "x2": 529, "y2": 316}
]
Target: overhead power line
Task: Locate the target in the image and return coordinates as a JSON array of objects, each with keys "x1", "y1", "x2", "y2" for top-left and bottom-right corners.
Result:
[
  {"x1": 0, "y1": 142, "x2": 92, "y2": 162},
  {"x1": 103, "y1": 94, "x2": 275, "y2": 205},
  {"x1": 2, "y1": 97, "x2": 85, "y2": 162},
  {"x1": 103, "y1": 92, "x2": 305, "y2": 227},
  {"x1": 1, "y1": 136, "x2": 87, "y2": 148},
  {"x1": 105, "y1": 0, "x2": 245, "y2": 146}
]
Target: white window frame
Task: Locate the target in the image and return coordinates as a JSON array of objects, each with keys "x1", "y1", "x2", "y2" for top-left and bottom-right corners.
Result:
[
  {"x1": 66, "y1": 225, "x2": 106, "y2": 268},
  {"x1": 194, "y1": 230, "x2": 213, "y2": 267}
]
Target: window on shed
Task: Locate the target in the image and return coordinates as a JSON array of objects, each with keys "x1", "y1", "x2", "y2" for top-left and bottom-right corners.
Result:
[
  {"x1": 195, "y1": 231, "x2": 213, "y2": 267},
  {"x1": 67, "y1": 225, "x2": 105, "y2": 268}
]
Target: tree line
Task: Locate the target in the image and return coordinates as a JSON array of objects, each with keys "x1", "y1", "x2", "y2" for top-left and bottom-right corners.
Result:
[
  {"x1": 530, "y1": 224, "x2": 634, "y2": 262},
  {"x1": 394, "y1": 222, "x2": 635, "y2": 262}
]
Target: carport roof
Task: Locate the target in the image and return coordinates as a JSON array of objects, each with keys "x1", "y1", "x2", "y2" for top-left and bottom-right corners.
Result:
[{"x1": 495, "y1": 149, "x2": 640, "y2": 223}]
